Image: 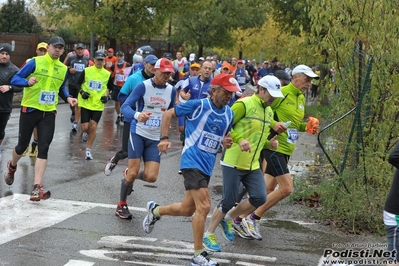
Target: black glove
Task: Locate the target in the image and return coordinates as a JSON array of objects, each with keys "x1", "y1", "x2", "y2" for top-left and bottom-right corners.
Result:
[
  {"x1": 100, "y1": 95, "x2": 110, "y2": 103},
  {"x1": 79, "y1": 90, "x2": 90, "y2": 99}
]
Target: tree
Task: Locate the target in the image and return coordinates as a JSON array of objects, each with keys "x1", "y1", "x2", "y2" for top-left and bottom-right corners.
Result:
[
  {"x1": 34, "y1": 0, "x2": 190, "y2": 47},
  {"x1": 306, "y1": 0, "x2": 399, "y2": 234},
  {"x1": 270, "y1": 0, "x2": 312, "y2": 36},
  {"x1": 0, "y1": 0, "x2": 42, "y2": 34},
  {"x1": 169, "y1": 0, "x2": 270, "y2": 57}
]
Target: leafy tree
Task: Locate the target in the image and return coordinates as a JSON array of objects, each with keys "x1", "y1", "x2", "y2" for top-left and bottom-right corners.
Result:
[
  {"x1": 306, "y1": 0, "x2": 399, "y2": 234},
  {"x1": 270, "y1": 0, "x2": 312, "y2": 36},
  {"x1": 34, "y1": 0, "x2": 189, "y2": 47},
  {"x1": 0, "y1": 0, "x2": 42, "y2": 34},
  {"x1": 169, "y1": 0, "x2": 270, "y2": 57}
]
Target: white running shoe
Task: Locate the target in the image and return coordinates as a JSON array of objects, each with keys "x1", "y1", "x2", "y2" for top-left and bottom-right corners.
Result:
[{"x1": 85, "y1": 148, "x2": 93, "y2": 160}]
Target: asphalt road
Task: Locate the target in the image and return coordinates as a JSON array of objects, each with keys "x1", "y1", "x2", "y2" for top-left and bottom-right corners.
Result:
[{"x1": 0, "y1": 102, "x2": 385, "y2": 266}]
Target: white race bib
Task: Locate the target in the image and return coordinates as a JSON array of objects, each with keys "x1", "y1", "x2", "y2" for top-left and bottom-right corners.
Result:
[
  {"x1": 88, "y1": 80, "x2": 103, "y2": 91},
  {"x1": 198, "y1": 131, "x2": 222, "y2": 153},
  {"x1": 115, "y1": 73, "x2": 125, "y2": 82},
  {"x1": 73, "y1": 63, "x2": 85, "y2": 72},
  {"x1": 287, "y1": 128, "x2": 299, "y2": 144},
  {"x1": 38, "y1": 91, "x2": 56, "y2": 105},
  {"x1": 142, "y1": 115, "x2": 161, "y2": 130}
]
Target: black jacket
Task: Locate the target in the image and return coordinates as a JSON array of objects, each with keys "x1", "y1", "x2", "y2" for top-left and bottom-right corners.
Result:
[{"x1": 0, "y1": 61, "x2": 22, "y2": 113}]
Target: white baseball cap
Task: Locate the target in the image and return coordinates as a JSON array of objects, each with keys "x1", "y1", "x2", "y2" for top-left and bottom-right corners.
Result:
[
  {"x1": 292, "y1": 64, "x2": 319, "y2": 78},
  {"x1": 257, "y1": 76, "x2": 284, "y2": 98}
]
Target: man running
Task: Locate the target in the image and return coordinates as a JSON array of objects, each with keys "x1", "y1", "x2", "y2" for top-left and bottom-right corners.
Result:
[
  {"x1": 4, "y1": 36, "x2": 78, "y2": 201},
  {"x1": 114, "y1": 58, "x2": 176, "y2": 219},
  {"x1": 104, "y1": 54, "x2": 158, "y2": 176},
  {"x1": 142, "y1": 73, "x2": 240, "y2": 266}
]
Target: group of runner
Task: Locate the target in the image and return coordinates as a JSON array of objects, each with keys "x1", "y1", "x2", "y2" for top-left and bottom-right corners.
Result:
[
  {"x1": 99, "y1": 48, "x2": 320, "y2": 266},
  {"x1": 0, "y1": 39, "x2": 320, "y2": 266}
]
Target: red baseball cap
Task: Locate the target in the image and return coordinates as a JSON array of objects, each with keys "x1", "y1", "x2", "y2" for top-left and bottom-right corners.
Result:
[
  {"x1": 237, "y1": 59, "x2": 244, "y2": 64},
  {"x1": 107, "y1": 48, "x2": 114, "y2": 53},
  {"x1": 211, "y1": 74, "x2": 241, "y2": 92},
  {"x1": 154, "y1": 58, "x2": 174, "y2": 73}
]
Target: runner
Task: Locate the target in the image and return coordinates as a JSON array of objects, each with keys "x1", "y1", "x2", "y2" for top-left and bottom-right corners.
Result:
[
  {"x1": 142, "y1": 73, "x2": 240, "y2": 266},
  {"x1": 75, "y1": 50, "x2": 112, "y2": 160},
  {"x1": 0, "y1": 43, "x2": 23, "y2": 161},
  {"x1": 103, "y1": 54, "x2": 158, "y2": 176},
  {"x1": 114, "y1": 58, "x2": 176, "y2": 219},
  {"x1": 110, "y1": 51, "x2": 131, "y2": 125},
  {"x1": 236, "y1": 64, "x2": 319, "y2": 240},
  {"x1": 4, "y1": 36, "x2": 78, "y2": 201}
]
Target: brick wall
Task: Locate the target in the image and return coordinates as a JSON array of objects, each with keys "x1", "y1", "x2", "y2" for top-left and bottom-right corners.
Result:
[{"x1": 0, "y1": 33, "x2": 39, "y2": 67}]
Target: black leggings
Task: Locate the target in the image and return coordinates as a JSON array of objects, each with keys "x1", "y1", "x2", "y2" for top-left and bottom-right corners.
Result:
[
  {"x1": 113, "y1": 121, "x2": 130, "y2": 163},
  {"x1": 16, "y1": 109, "x2": 55, "y2": 159},
  {"x1": 0, "y1": 112, "x2": 10, "y2": 140}
]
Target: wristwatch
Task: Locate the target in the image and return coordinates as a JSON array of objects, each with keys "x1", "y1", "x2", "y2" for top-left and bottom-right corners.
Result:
[
  {"x1": 160, "y1": 135, "x2": 169, "y2": 140},
  {"x1": 8, "y1": 85, "x2": 11, "y2": 90}
]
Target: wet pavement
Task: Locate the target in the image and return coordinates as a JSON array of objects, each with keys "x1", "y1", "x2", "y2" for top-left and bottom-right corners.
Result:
[{"x1": 0, "y1": 102, "x2": 386, "y2": 266}]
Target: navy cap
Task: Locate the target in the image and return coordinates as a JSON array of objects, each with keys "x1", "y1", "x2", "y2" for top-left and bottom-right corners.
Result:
[{"x1": 144, "y1": 54, "x2": 158, "y2": 64}]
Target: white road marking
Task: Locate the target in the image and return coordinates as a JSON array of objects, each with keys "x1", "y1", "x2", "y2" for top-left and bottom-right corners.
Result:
[
  {"x1": 98, "y1": 236, "x2": 277, "y2": 263},
  {"x1": 0, "y1": 193, "x2": 314, "y2": 247},
  {"x1": 64, "y1": 260, "x2": 95, "y2": 266},
  {"x1": 236, "y1": 262, "x2": 267, "y2": 266},
  {"x1": 1, "y1": 193, "x2": 315, "y2": 264},
  {"x1": 80, "y1": 249, "x2": 231, "y2": 265}
]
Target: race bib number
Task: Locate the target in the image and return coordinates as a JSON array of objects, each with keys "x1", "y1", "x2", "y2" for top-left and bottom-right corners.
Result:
[
  {"x1": 88, "y1": 80, "x2": 102, "y2": 91},
  {"x1": 73, "y1": 63, "x2": 85, "y2": 72},
  {"x1": 115, "y1": 73, "x2": 125, "y2": 82},
  {"x1": 106, "y1": 62, "x2": 112, "y2": 68},
  {"x1": 287, "y1": 128, "x2": 299, "y2": 144},
  {"x1": 142, "y1": 115, "x2": 161, "y2": 129},
  {"x1": 237, "y1": 76, "x2": 246, "y2": 84},
  {"x1": 38, "y1": 91, "x2": 56, "y2": 104},
  {"x1": 198, "y1": 131, "x2": 222, "y2": 153}
]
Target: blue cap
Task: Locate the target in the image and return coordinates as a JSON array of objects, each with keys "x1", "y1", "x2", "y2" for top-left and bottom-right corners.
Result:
[{"x1": 144, "y1": 54, "x2": 158, "y2": 64}]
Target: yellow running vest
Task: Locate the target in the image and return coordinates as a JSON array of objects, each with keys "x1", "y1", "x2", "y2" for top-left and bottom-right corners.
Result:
[
  {"x1": 223, "y1": 95, "x2": 273, "y2": 170},
  {"x1": 21, "y1": 53, "x2": 67, "y2": 111}
]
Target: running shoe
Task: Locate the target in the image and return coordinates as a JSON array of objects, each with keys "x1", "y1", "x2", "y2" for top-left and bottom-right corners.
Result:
[
  {"x1": 29, "y1": 143, "x2": 38, "y2": 157},
  {"x1": 232, "y1": 222, "x2": 253, "y2": 239},
  {"x1": 104, "y1": 156, "x2": 117, "y2": 176},
  {"x1": 143, "y1": 200, "x2": 160, "y2": 234},
  {"x1": 70, "y1": 113, "x2": 75, "y2": 123},
  {"x1": 190, "y1": 251, "x2": 219, "y2": 266},
  {"x1": 202, "y1": 233, "x2": 221, "y2": 252},
  {"x1": 72, "y1": 122, "x2": 78, "y2": 132},
  {"x1": 82, "y1": 132, "x2": 88, "y2": 143},
  {"x1": 4, "y1": 160, "x2": 17, "y2": 185},
  {"x1": 115, "y1": 204, "x2": 132, "y2": 219},
  {"x1": 30, "y1": 184, "x2": 51, "y2": 201},
  {"x1": 219, "y1": 219, "x2": 234, "y2": 241},
  {"x1": 242, "y1": 216, "x2": 263, "y2": 240},
  {"x1": 85, "y1": 148, "x2": 93, "y2": 160}
]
